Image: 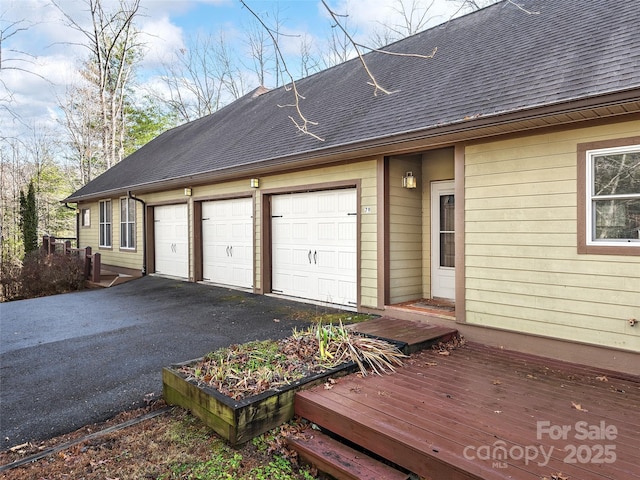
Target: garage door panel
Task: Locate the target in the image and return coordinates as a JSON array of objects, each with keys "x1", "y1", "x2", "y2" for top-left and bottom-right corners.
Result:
[
  {"x1": 154, "y1": 204, "x2": 189, "y2": 279},
  {"x1": 202, "y1": 198, "x2": 253, "y2": 288},
  {"x1": 272, "y1": 189, "x2": 357, "y2": 307}
]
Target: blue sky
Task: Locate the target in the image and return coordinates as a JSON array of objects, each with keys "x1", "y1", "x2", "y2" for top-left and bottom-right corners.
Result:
[{"x1": 1, "y1": 0, "x2": 468, "y2": 140}]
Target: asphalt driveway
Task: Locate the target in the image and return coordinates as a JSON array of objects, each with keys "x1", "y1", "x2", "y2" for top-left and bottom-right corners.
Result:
[{"x1": 0, "y1": 276, "x2": 339, "y2": 448}]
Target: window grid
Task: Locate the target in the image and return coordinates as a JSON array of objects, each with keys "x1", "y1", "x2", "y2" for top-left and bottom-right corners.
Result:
[
  {"x1": 99, "y1": 200, "x2": 112, "y2": 247},
  {"x1": 586, "y1": 145, "x2": 640, "y2": 246},
  {"x1": 120, "y1": 198, "x2": 136, "y2": 250}
]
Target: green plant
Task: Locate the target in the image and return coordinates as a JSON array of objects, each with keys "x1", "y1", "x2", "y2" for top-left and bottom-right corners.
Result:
[
  {"x1": 181, "y1": 322, "x2": 405, "y2": 400},
  {"x1": 309, "y1": 321, "x2": 406, "y2": 376},
  {"x1": 19, "y1": 180, "x2": 38, "y2": 255}
]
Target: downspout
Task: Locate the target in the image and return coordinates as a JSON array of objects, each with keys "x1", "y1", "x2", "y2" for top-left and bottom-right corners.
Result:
[
  {"x1": 64, "y1": 202, "x2": 79, "y2": 248},
  {"x1": 128, "y1": 191, "x2": 147, "y2": 275}
]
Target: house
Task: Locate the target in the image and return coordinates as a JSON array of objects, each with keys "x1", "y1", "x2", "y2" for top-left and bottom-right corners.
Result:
[{"x1": 64, "y1": 0, "x2": 640, "y2": 375}]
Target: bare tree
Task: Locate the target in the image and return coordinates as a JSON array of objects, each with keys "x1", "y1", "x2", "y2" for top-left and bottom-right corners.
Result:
[
  {"x1": 152, "y1": 32, "x2": 247, "y2": 124},
  {"x1": 446, "y1": 0, "x2": 500, "y2": 14},
  {"x1": 243, "y1": 5, "x2": 291, "y2": 88},
  {"x1": 58, "y1": 83, "x2": 102, "y2": 185},
  {"x1": 322, "y1": 6, "x2": 357, "y2": 67},
  {"x1": 298, "y1": 33, "x2": 321, "y2": 78},
  {"x1": 0, "y1": 13, "x2": 48, "y2": 129},
  {"x1": 370, "y1": 0, "x2": 436, "y2": 47},
  {"x1": 53, "y1": 0, "x2": 142, "y2": 172}
]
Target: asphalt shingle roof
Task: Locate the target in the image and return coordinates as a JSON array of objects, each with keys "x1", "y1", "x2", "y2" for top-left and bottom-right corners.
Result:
[{"x1": 67, "y1": 0, "x2": 640, "y2": 201}]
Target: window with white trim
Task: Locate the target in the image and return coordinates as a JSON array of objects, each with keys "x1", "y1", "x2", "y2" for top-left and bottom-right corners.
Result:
[
  {"x1": 586, "y1": 145, "x2": 640, "y2": 246},
  {"x1": 120, "y1": 198, "x2": 136, "y2": 249},
  {"x1": 99, "y1": 200, "x2": 112, "y2": 247}
]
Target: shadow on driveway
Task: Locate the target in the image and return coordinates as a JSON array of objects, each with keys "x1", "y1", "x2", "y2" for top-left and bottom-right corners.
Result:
[{"x1": 0, "y1": 276, "x2": 341, "y2": 448}]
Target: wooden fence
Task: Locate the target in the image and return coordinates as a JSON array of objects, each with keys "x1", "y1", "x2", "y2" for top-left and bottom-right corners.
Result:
[{"x1": 42, "y1": 235, "x2": 101, "y2": 283}]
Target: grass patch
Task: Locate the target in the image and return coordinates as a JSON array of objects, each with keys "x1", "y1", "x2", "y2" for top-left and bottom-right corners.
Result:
[{"x1": 0, "y1": 406, "x2": 318, "y2": 480}]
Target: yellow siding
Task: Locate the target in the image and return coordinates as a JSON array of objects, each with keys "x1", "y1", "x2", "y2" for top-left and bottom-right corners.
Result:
[
  {"x1": 388, "y1": 155, "x2": 422, "y2": 303},
  {"x1": 78, "y1": 198, "x2": 144, "y2": 272},
  {"x1": 464, "y1": 119, "x2": 640, "y2": 352},
  {"x1": 78, "y1": 160, "x2": 378, "y2": 307}
]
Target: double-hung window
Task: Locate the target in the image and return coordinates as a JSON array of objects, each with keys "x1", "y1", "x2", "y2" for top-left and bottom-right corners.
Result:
[
  {"x1": 579, "y1": 138, "x2": 640, "y2": 254},
  {"x1": 99, "y1": 200, "x2": 112, "y2": 248},
  {"x1": 120, "y1": 198, "x2": 136, "y2": 250}
]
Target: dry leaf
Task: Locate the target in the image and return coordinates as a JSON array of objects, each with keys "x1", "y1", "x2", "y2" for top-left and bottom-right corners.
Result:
[
  {"x1": 550, "y1": 473, "x2": 569, "y2": 480},
  {"x1": 323, "y1": 382, "x2": 334, "y2": 390},
  {"x1": 378, "y1": 390, "x2": 390, "y2": 396},
  {"x1": 437, "y1": 350, "x2": 450, "y2": 356},
  {"x1": 595, "y1": 375, "x2": 608, "y2": 382},
  {"x1": 492, "y1": 379, "x2": 502, "y2": 385},
  {"x1": 425, "y1": 361, "x2": 438, "y2": 366},
  {"x1": 9, "y1": 442, "x2": 29, "y2": 452},
  {"x1": 526, "y1": 374, "x2": 537, "y2": 379},
  {"x1": 273, "y1": 318, "x2": 280, "y2": 323},
  {"x1": 571, "y1": 401, "x2": 588, "y2": 412},
  {"x1": 494, "y1": 410, "x2": 502, "y2": 414}
]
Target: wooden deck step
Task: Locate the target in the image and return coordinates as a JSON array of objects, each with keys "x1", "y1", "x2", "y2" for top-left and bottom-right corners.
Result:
[
  {"x1": 287, "y1": 431, "x2": 410, "y2": 480},
  {"x1": 295, "y1": 343, "x2": 640, "y2": 479},
  {"x1": 350, "y1": 317, "x2": 457, "y2": 353}
]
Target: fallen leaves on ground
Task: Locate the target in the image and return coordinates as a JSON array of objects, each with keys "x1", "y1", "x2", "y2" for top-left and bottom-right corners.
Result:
[
  {"x1": 0, "y1": 405, "x2": 316, "y2": 480},
  {"x1": 571, "y1": 401, "x2": 588, "y2": 412}
]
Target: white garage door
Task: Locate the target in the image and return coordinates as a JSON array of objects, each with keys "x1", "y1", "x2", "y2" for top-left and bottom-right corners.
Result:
[
  {"x1": 154, "y1": 204, "x2": 189, "y2": 278},
  {"x1": 272, "y1": 189, "x2": 357, "y2": 307},
  {"x1": 202, "y1": 198, "x2": 253, "y2": 289}
]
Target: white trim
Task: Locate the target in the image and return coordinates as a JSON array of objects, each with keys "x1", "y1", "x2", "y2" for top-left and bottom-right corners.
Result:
[
  {"x1": 585, "y1": 144, "x2": 640, "y2": 247},
  {"x1": 99, "y1": 199, "x2": 112, "y2": 248},
  {"x1": 431, "y1": 180, "x2": 456, "y2": 300},
  {"x1": 119, "y1": 197, "x2": 136, "y2": 250}
]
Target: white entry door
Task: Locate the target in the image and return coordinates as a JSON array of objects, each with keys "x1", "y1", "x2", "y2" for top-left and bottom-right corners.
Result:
[
  {"x1": 271, "y1": 189, "x2": 357, "y2": 307},
  {"x1": 202, "y1": 198, "x2": 253, "y2": 289},
  {"x1": 431, "y1": 181, "x2": 455, "y2": 299},
  {"x1": 154, "y1": 204, "x2": 189, "y2": 278}
]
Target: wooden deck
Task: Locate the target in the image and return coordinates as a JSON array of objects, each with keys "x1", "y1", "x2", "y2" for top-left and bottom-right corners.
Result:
[
  {"x1": 350, "y1": 316, "x2": 457, "y2": 353},
  {"x1": 295, "y1": 342, "x2": 640, "y2": 480}
]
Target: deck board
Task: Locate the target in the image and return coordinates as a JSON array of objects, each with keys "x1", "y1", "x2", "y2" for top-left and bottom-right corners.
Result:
[
  {"x1": 295, "y1": 342, "x2": 640, "y2": 480},
  {"x1": 350, "y1": 317, "x2": 457, "y2": 352}
]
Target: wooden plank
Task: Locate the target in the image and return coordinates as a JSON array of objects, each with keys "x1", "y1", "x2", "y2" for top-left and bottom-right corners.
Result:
[
  {"x1": 295, "y1": 389, "x2": 522, "y2": 480},
  {"x1": 295, "y1": 343, "x2": 640, "y2": 479},
  {"x1": 288, "y1": 432, "x2": 409, "y2": 480},
  {"x1": 350, "y1": 317, "x2": 456, "y2": 347}
]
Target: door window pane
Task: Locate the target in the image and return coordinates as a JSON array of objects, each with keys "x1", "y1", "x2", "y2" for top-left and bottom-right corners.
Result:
[{"x1": 440, "y1": 194, "x2": 455, "y2": 267}]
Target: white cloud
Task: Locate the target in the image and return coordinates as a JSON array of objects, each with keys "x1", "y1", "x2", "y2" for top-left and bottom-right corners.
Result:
[
  {"x1": 139, "y1": 15, "x2": 186, "y2": 69},
  {"x1": 327, "y1": 0, "x2": 459, "y2": 41}
]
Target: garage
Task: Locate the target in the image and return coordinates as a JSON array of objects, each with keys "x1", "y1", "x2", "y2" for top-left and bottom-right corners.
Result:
[
  {"x1": 154, "y1": 204, "x2": 189, "y2": 278},
  {"x1": 201, "y1": 197, "x2": 254, "y2": 289},
  {"x1": 271, "y1": 189, "x2": 357, "y2": 307}
]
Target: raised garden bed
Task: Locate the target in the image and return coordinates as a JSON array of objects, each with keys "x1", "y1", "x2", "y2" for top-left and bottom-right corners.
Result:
[
  {"x1": 162, "y1": 359, "x2": 357, "y2": 446},
  {"x1": 162, "y1": 324, "x2": 407, "y2": 446}
]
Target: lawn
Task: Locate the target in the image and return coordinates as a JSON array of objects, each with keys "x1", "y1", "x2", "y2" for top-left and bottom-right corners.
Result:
[{"x1": 0, "y1": 403, "x2": 318, "y2": 479}]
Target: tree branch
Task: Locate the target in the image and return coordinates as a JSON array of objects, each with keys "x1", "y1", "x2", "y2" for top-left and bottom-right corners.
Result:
[{"x1": 240, "y1": 0, "x2": 324, "y2": 141}]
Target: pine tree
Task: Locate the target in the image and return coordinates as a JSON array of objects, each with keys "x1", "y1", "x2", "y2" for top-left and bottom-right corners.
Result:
[{"x1": 19, "y1": 181, "x2": 38, "y2": 254}]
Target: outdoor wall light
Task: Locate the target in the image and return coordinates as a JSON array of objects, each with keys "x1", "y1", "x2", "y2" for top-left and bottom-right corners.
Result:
[
  {"x1": 250, "y1": 178, "x2": 260, "y2": 188},
  {"x1": 184, "y1": 188, "x2": 192, "y2": 196},
  {"x1": 403, "y1": 171, "x2": 417, "y2": 189}
]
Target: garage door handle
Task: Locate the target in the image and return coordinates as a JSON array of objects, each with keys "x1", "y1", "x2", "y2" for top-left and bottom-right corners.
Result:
[
  {"x1": 308, "y1": 250, "x2": 312, "y2": 264},
  {"x1": 314, "y1": 251, "x2": 317, "y2": 264},
  {"x1": 226, "y1": 246, "x2": 230, "y2": 257},
  {"x1": 229, "y1": 246, "x2": 233, "y2": 257}
]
